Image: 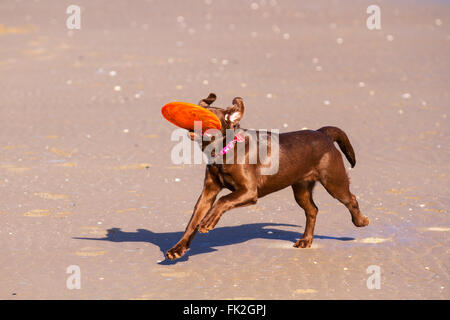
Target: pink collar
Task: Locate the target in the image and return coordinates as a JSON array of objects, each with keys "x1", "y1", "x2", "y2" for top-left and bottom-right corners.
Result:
[{"x1": 219, "y1": 134, "x2": 245, "y2": 156}]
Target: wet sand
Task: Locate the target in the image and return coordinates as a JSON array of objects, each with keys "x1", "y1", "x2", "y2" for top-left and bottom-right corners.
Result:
[{"x1": 0, "y1": 0, "x2": 449, "y2": 299}]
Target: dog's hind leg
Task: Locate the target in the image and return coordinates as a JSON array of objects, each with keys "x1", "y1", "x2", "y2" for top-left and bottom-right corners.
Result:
[
  {"x1": 292, "y1": 181, "x2": 317, "y2": 248},
  {"x1": 166, "y1": 169, "x2": 221, "y2": 260},
  {"x1": 319, "y1": 152, "x2": 369, "y2": 227}
]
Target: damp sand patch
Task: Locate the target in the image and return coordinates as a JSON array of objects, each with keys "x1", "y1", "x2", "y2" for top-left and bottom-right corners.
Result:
[
  {"x1": 33, "y1": 192, "x2": 68, "y2": 200},
  {"x1": 1, "y1": 164, "x2": 31, "y2": 173},
  {"x1": 358, "y1": 237, "x2": 392, "y2": 244},
  {"x1": 294, "y1": 289, "x2": 318, "y2": 294},
  {"x1": 24, "y1": 209, "x2": 73, "y2": 218},
  {"x1": 116, "y1": 163, "x2": 152, "y2": 170},
  {"x1": 160, "y1": 271, "x2": 190, "y2": 278},
  {"x1": 75, "y1": 247, "x2": 106, "y2": 257},
  {"x1": 422, "y1": 227, "x2": 450, "y2": 232}
]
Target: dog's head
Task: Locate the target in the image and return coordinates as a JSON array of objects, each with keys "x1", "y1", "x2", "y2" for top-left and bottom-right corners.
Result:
[{"x1": 188, "y1": 92, "x2": 245, "y2": 142}]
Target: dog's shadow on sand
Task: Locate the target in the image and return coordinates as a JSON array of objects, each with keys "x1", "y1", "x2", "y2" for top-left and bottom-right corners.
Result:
[{"x1": 74, "y1": 223, "x2": 354, "y2": 265}]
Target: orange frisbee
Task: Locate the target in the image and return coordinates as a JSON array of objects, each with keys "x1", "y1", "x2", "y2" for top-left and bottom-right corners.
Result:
[{"x1": 161, "y1": 101, "x2": 222, "y2": 133}]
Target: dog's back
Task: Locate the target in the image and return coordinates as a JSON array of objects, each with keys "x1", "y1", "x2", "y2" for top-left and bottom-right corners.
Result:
[{"x1": 256, "y1": 127, "x2": 353, "y2": 197}]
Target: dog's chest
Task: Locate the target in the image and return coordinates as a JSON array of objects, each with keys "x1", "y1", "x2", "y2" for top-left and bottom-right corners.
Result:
[{"x1": 209, "y1": 164, "x2": 238, "y2": 191}]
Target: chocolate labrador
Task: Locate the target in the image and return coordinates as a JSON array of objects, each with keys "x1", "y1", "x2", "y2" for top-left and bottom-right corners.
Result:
[{"x1": 166, "y1": 93, "x2": 369, "y2": 260}]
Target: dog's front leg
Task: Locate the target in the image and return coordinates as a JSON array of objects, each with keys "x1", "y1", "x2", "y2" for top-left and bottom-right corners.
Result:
[
  {"x1": 198, "y1": 188, "x2": 257, "y2": 233},
  {"x1": 166, "y1": 170, "x2": 221, "y2": 260}
]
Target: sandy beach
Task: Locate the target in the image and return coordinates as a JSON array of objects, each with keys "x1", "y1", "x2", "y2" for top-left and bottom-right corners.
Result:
[{"x1": 0, "y1": 0, "x2": 449, "y2": 299}]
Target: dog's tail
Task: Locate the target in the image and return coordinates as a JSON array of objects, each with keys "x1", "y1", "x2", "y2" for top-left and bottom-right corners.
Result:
[{"x1": 317, "y1": 126, "x2": 356, "y2": 168}]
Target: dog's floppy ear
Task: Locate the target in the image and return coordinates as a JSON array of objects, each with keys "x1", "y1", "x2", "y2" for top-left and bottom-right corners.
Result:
[
  {"x1": 225, "y1": 97, "x2": 245, "y2": 127},
  {"x1": 198, "y1": 93, "x2": 217, "y2": 108}
]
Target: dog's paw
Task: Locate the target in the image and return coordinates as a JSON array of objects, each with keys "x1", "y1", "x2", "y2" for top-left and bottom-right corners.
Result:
[
  {"x1": 352, "y1": 215, "x2": 370, "y2": 227},
  {"x1": 197, "y1": 222, "x2": 211, "y2": 233},
  {"x1": 293, "y1": 238, "x2": 313, "y2": 248},
  {"x1": 198, "y1": 215, "x2": 218, "y2": 233},
  {"x1": 166, "y1": 244, "x2": 187, "y2": 260}
]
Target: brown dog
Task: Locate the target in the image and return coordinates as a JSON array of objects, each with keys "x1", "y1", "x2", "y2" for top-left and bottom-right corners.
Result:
[{"x1": 166, "y1": 93, "x2": 369, "y2": 260}]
